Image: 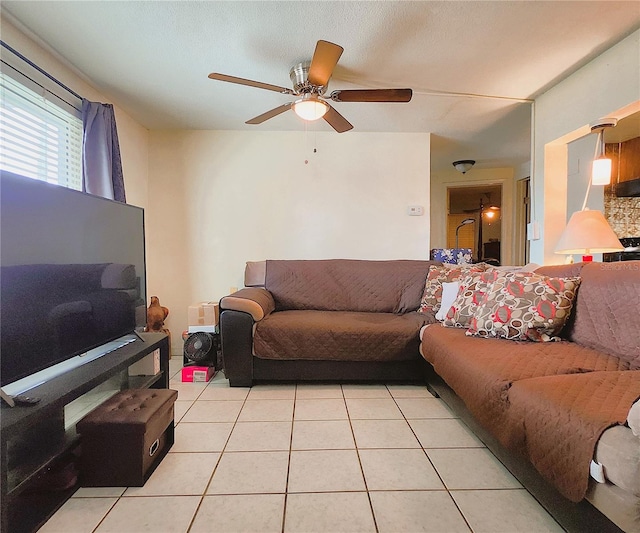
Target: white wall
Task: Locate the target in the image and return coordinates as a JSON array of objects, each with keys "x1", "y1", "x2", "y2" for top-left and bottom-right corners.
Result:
[
  {"x1": 567, "y1": 135, "x2": 604, "y2": 215},
  {"x1": 0, "y1": 18, "x2": 150, "y2": 210},
  {"x1": 148, "y1": 130, "x2": 431, "y2": 353},
  {"x1": 430, "y1": 167, "x2": 516, "y2": 264},
  {"x1": 514, "y1": 161, "x2": 531, "y2": 181},
  {"x1": 530, "y1": 29, "x2": 640, "y2": 265}
]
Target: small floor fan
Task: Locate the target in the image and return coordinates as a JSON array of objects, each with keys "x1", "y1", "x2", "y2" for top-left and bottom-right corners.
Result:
[{"x1": 183, "y1": 331, "x2": 220, "y2": 368}]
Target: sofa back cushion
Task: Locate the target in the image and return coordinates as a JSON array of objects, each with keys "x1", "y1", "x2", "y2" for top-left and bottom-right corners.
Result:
[
  {"x1": 265, "y1": 259, "x2": 438, "y2": 313},
  {"x1": 535, "y1": 262, "x2": 586, "y2": 278},
  {"x1": 244, "y1": 261, "x2": 266, "y2": 287},
  {"x1": 563, "y1": 261, "x2": 640, "y2": 368}
]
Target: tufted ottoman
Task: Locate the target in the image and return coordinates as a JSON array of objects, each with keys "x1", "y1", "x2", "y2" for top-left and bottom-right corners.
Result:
[{"x1": 77, "y1": 388, "x2": 178, "y2": 487}]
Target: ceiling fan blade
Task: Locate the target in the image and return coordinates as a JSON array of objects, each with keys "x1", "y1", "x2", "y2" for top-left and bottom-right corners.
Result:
[
  {"x1": 208, "y1": 73, "x2": 294, "y2": 95},
  {"x1": 330, "y1": 88, "x2": 413, "y2": 103},
  {"x1": 308, "y1": 40, "x2": 344, "y2": 87},
  {"x1": 323, "y1": 104, "x2": 353, "y2": 133},
  {"x1": 245, "y1": 102, "x2": 294, "y2": 125}
]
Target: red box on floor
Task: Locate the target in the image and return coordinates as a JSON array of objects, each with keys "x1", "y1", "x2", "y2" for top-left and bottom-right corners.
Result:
[{"x1": 181, "y1": 366, "x2": 215, "y2": 382}]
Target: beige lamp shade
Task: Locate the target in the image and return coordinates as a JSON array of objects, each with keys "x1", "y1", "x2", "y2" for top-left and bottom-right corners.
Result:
[{"x1": 555, "y1": 209, "x2": 624, "y2": 255}]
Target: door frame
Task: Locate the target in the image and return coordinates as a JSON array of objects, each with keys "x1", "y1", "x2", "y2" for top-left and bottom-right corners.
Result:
[
  {"x1": 515, "y1": 177, "x2": 531, "y2": 265},
  {"x1": 445, "y1": 179, "x2": 506, "y2": 264}
]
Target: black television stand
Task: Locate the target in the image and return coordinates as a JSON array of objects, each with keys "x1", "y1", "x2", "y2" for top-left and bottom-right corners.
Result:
[{"x1": 0, "y1": 332, "x2": 170, "y2": 533}]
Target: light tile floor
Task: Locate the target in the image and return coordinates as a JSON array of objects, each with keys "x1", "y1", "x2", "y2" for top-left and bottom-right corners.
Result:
[{"x1": 38, "y1": 358, "x2": 564, "y2": 533}]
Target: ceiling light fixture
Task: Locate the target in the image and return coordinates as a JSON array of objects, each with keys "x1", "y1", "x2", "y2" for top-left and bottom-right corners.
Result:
[
  {"x1": 453, "y1": 160, "x2": 475, "y2": 174},
  {"x1": 590, "y1": 118, "x2": 618, "y2": 186},
  {"x1": 293, "y1": 94, "x2": 329, "y2": 121}
]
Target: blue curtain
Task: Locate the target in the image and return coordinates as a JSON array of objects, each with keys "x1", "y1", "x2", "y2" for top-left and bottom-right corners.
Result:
[{"x1": 82, "y1": 99, "x2": 126, "y2": 202}]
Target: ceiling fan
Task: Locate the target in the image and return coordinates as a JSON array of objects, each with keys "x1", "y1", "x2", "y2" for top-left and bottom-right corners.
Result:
[
  {"x1": 208, "y1": 40, "x2": 412, "y2": 133},
  {"x1": 463, "y1": 193, "x2": 501, "y2": 216}
]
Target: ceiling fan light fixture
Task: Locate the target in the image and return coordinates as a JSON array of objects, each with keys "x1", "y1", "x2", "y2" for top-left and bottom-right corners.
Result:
[
  {"x1": 293, "y1": 95, "x2": 329, "y2": 121},
  {"x1": 453, "y1": 160, "x2": 475, "y2": 174}
]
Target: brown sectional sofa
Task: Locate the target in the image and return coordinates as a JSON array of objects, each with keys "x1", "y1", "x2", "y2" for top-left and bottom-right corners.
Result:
[
  {"x1": 219, "y1": 258, "x2": 640, "y2": 532},
  {"x1": 421, "y1": 261, "x2": 640, "y2": 532},
  {"x1": 219, "y1": 259, "x2": 439, "y2": 386}
]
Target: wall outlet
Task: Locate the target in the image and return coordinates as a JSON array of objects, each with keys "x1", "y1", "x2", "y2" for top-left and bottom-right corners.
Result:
[
  {"x1": 527, "y1": 221, "x2": 540, "y2": 241},
  {"x1": 407, "y1": 205, "x2": 424, "y2": 216}
]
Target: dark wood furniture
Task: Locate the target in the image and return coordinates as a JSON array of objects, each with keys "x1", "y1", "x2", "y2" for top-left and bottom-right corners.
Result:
[
  {"x1": 483, "y1": 240, "x2": 501, "y2": 263},
  {"x1": 0, "y1": 332, "x2": 169, "y2": 533},
  {"x1": 607, "y1": 136, "x2": 640, "y2": 197},
  {"x1": 77, "y1": 388, "x2": 177, "y2": 487}
]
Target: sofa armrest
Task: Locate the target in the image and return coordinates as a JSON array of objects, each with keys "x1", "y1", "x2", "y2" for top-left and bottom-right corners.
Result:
[
  {"x1": 220, "y1": 288, "x2": 275, "y2": 322},
  {"x1": 219, "y1": 310, "x2": 254, "y2": 387}
]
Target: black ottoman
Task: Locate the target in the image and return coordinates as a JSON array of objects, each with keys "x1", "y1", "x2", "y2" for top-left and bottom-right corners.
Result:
[{"x1": 77, "y1": 388, "x2": 178, "y2": 487}]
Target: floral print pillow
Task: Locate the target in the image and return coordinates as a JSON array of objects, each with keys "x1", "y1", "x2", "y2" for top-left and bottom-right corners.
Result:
[
  {"x1": 442, "y1": 269, "x2": 500, "y2": 328},
  {"x1": 418, "y1": 263, "x2": 488, "y2": 314},
  {"x1": 466, "y1": 272, "x2": 582, "y2": 342}
]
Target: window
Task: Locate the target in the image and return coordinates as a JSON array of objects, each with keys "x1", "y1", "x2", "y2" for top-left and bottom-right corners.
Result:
[{"x1": 0, "y1": 70, "x2": 82, "y2": 190}]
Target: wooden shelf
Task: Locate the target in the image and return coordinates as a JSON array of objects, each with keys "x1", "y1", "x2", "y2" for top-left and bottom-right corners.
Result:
[{"x1": 1, "y1": 332, "x2": 169, "y2": 533}]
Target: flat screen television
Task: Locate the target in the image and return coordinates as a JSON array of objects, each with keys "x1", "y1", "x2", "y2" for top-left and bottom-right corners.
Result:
[{"x1": 1, "y1": 171, "x2": 146, "y2": 387}]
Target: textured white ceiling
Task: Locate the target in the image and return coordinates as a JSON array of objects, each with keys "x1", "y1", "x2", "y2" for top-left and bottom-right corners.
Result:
[{"x1": 2, "y1": 1, "x2": 639, "y2": 171}]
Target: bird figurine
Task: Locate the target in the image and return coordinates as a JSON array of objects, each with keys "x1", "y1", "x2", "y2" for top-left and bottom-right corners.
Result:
[
  {"x1": 145, "y1": 296, "x2": 171, "y2": 349},
  {"x1": 145, "y1": 296, "x2": 169, "y2": 332}
]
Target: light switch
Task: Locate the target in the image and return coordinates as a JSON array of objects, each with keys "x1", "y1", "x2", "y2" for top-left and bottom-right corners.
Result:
[{"x1": 407, "y1": 206, "x2": 424, "y2": 216}]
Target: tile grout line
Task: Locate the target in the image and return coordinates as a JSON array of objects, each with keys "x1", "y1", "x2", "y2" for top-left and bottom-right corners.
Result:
[
  {"x1": 90, "y1": 496, "x2": 120, "y2": 533},
  {"x1": 346, "y1": 383, "x2": 380, "y2": 533},
  {"x1": 90, "y1": 358, "x2": 209, "y2": 532},
  {"x1": 185, "y1": 370, "x2": 248, "y2": 533},
  {"x1": 280, "y1": 383, "x2": 298, "y2": 533},
  {"x1": 389, "y1": 385, "x2": 475, "y2": 533}
]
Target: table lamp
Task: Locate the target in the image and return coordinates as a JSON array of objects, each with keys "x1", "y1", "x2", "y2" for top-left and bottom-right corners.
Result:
[{"x1": 554, "y1": 209, "x2": 624, "y2": 262}]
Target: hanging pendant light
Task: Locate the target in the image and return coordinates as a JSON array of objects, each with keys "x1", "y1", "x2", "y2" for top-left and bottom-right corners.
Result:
[{"x1": 590, "y1": 118, "x2": 617, "y2": 186}]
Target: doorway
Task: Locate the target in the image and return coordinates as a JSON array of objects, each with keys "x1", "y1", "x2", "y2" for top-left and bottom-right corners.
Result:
[
  {"x1": 515, "y1": 177, "x2": 531, "y2": 265},
  {"x1": 447, "y1": 184, "x2": 503, "y2": 264}
]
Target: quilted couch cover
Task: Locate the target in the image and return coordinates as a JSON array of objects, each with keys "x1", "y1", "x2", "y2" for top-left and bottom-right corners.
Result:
[
  {"x1": 253, "y1": 259, "x2": 438, "y2": 362},
  {"x1": 420, "y1": 261, "x2": 640, "y2": 509}
]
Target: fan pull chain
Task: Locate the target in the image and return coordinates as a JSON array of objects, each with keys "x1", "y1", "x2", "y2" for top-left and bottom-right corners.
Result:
[
  {"x1": 304, "y1": 121, "x2": 308, "y2": 164},
  {"x1": 304, "y1": 124, "x2": 318, "y2": 165}
]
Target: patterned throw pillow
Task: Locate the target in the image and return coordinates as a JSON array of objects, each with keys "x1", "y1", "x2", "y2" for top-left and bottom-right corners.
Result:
[
  {"x1": 418, "y1": 263, "x2": 488, "y2": 314},
  {"x1": 466, "y1": 272, "x2": 582, "y2": 342},
  {"x1": 435, "y1": 281, "x2": 461, "y2": 321},
  {"x1": 443, "y1": 269, "x2": 500, "y2": 328}
]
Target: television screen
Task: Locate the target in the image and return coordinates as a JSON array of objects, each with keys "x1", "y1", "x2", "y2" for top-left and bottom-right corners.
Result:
[{"x1": 0, "y1": 171, "x2": 146, "y2": 386}]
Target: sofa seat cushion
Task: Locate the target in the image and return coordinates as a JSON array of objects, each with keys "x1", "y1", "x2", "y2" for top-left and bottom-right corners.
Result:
[
  {"x1": 507, "y1": 371, "x2": 640, "y2": 502},
  {"x1": 420, "y1": 326, "x2": 631, "y2": 448},
  {"x1": 254, "y1": 310, "x2": 433, "y2": 362},
  {"x1": 595, "y1": 425, "x2": 640, "y2": 498}
]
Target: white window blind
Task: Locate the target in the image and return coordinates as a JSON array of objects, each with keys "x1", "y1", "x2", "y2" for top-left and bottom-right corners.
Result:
[{"x1": 0, "y1": 71, "x2": 82, "y2": 190}]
